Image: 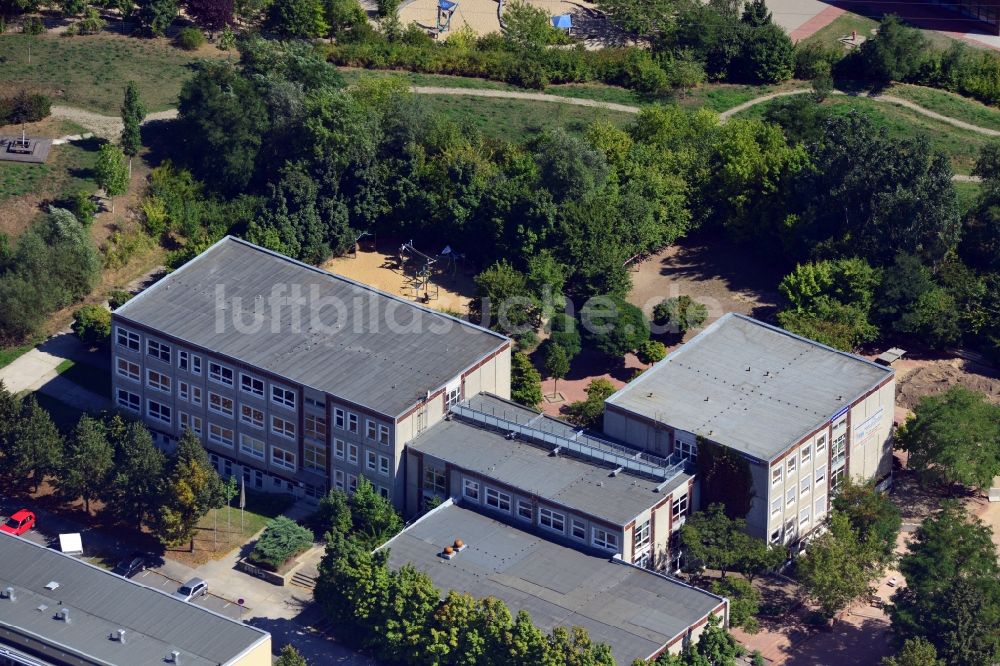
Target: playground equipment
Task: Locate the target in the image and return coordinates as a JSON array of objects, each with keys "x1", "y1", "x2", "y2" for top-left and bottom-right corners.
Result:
[
  {"x1": 437, "y1": 0, "x2": 458, "y2": 33},
  {"x1": 400, "y1": 240, "x2": 438, "y2": 301},
  {"x1": 349, "y1": 230, "x2": 375, "y2": 258},
  {"x1": 551, "y1": 13, "x2": 572, "y2": 33}
]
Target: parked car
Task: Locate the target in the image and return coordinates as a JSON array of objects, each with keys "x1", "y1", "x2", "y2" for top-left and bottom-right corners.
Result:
[
  {"x1": 0, "y1": 509, "x2": 36, "y2": 536},
  {"x1": 113, "y1": 552, "x2": 152, "y2": 579},
  {"x1": 173, "y1": 578, "x2": 208, "y2": 602}
]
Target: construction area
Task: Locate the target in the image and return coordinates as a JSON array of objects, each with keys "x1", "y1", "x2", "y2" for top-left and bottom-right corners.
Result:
[
  {"x1": 895, "y1": 356, "x2": 1000, "y2": 409},
  {"x1": 321, "y1": 240, "x2": 476, "y2": 315}
]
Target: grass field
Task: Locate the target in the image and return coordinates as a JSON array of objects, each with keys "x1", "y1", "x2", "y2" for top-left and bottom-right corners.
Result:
[
  {"x1": 0, "y1": 340, "x2": 39, "y2": 369},
  {"x1": 0, "y1": 123, "x2": 99, "y2": 204},
  {"x1": 0, "y1": 33, "x2": 223, "y2": 113},
  {"x1": 416, "y1": 94, "x2": 635, "y2": 140},
  {"x1": 954, "y1": 180, "x2": 982, "y2": 214},
  {"x1": 738, "y1": 95, "x2": 988, "y2": 175},
  {"x1": 887, "y1": 83, "x2": 1000, "y2": 132},
  {"x1": 799, "y1": 11, "x2": 956, "y2": 50}
]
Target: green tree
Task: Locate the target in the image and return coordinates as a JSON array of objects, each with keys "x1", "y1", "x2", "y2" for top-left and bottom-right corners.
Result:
[
  {"x1": 544, "y1": 342, "x2": 570, "y2": 398},
  {"x1": 120, "y1": 80, "x2": 145, "y2": 177},
  {"x1": 314, "y1": 489, "x2": 352, "y2": 540},
  {"x1": 881, "y1": 637, "x2": 944, "y2": 666},
  {"x1": 798, "y1": 511, "x2": 882, "y2": 618},
  {"x1": 349, "y1": 477, "x2": 402, "y2": 550},
  {"x1": 594, "y1": 0, "x2": 687, "y2": 41},
  {"x1": 652, "y1": 295, "x2": 708, "y2": 338},
  {"x1": 95, "y1": 143, "x2": 129, "y2": 213},
  {"x1": 897, "y1": 386, "x2": 1000, "y2": 491},
  {"x1": 680, "y1": 504, "x2": 779, "y2": 579},
  {"x1": 736, "y1": 23, "x2": 794, "y2": 83},
  {"x1": 711, "y1": 576, "x2": 761, "y2": 633},
  {"x1": 267, "y1": 0, "x2": 327, "y2": 37},
  {"x1": 511, "y1": 351, "x2": 543, "y2": 408},
  {"x1": 275, "y1": 645, "x2": 308, "y2": 666},
  {"x1": 156, "y1": 430, "x2": 223, "y2": 548},
  {"x1": 71, "y1": 191, "x2": 97, "y2": 226},
  {"x1": 875, "y1": 253, "x2": 962, "y2": 349},
  {"x1": 373, "y1": 565, "x2": 440, "y2": 662},
  {"x1": 562, "y1": 377, "x2": 616, "y2": 429},
  {"x1": 8, "y1": 396, "x2": 62, "y2": 493},
  {"x1": 831, "y1": 479, "x2": 901, "y2": 566},
  {"x1": 547, "y1": 312, "x2": 581, "y2": 359},
  {"x1": 635, "y1": 339, "x2": 667, "y2": 366},
  {"x1": 103, "y1": 417, "x2": 165, "y2": 529},
  {"x1": 71, "y1": 304, "x2": 111, "y2": 346},
  {"x1": 503, "y1": 0, "x2": 553, "y2": 51},
  {"x1": 860, "y1": 15, "x2": 927, "y2": 88},
  {"x1": 249, "y1": 516, "x2": 314, "y2": 569},
  {"x1": 688, "y1": 614, "x2": 742, "y2": 665},
  {"x1": 890, "y1": 502, "x2": 1000, "y2": 665},
  {"x1": 136, "y1": 0, "x2": 177, "y2": 35},
  {"x1": 533, "y1": 129, "x2": 607, "y2": 203},
  {"x1": 324, "y1": 0, "x2": 365, "y2": 37},
  {"x1": 473, "y1": 260, "x2": 539, "y2": 336},
  {"x1": 57, "y1": 415, "x2": 113, "y2": 514},
  {"x1": 581, "y1": 296, "x2": 650, "y2": 357}
]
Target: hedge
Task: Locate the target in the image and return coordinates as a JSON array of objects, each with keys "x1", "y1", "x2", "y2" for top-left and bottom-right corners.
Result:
[
  {"x1": 0, "y1": 92, "x2": 51, "y2": 126},
  {"x1": 247, "y1": 516, "x2": 314, "y2": 571}
]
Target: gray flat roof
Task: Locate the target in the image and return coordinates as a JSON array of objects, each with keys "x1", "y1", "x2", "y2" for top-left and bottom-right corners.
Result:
[
  {"x1": 114, "y1": 237, "x2": 508, "y2": 418},
  {"x1": 607, "y1": 313, "x2": 893, "y2": 462},
  {"x1": 384, "y1": 502, "x2": 723, "y2": 665},
  {"x1": 412, "y1": 396, "x2": 689, "y2": 525},
  {"x1": 0, "y1": 535, "x2": 268, "y2": 666}
]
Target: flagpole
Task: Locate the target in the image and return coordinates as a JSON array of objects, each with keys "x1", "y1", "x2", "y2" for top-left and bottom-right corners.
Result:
[{"x1": 240, "y1": 477, "x2": 245, "y2": 536}]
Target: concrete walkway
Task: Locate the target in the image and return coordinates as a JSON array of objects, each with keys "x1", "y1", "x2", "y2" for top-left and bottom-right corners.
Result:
[{"x1": 0, "y1": 331, "x2": 110, "y2": 412}]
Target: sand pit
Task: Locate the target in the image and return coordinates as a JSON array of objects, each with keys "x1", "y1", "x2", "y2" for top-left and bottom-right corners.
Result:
[
  {"x1": 398, "y1": 0, "x2": 611, "y2": 41},
  {"x1": 896, "y1": 358, "x2": 1000, "y2": 410},
  {"x1": 322, "y1": 245, "x2": 476, "y2": 315}
]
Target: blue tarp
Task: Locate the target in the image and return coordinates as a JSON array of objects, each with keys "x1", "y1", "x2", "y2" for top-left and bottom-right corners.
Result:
[
  {"x1": 439, "y1": 0, "x2": 457, "y2": 10},
  {"x1": 551, "y1": 14, "x2": 572, "y2": 29}
]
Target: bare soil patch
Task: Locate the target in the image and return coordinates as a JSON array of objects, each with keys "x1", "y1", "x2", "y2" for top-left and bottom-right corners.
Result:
[{"x1": 896, "y1": 358, "x2": 1000, "y2": 410}]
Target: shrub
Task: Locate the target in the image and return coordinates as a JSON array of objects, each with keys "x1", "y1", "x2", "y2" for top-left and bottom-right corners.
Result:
[
  {"x1": 248, "y1": 516, "x2": 314, "y2": 571},
  {"x1": 175, "y1": 26, "x2": 205, "y2": 50},
  {"x1": 0, "y1": 91, "x2": 51, "y2": 125},
  {"x1": 71, "y1": 191, "x2": 97, "y2": 226},
  {"x1": 107, "y1": 290, "x2": 133, "y2": 309},
  {"x1": 653, "y1": 295, "x2": 708, "y2": 337},
  {"x1": 72, "y1": 304, "x2": 112, "y2": 346},
  {"x1": 21, "y1": 16, "x2": 44, "y2": 34},
  {"x1": 140, "y1": 197, "x2": 168, "y2": 236},
  {"x1": 580, "y1": 296, "x2": 650, "y2": 357},
  {"x1": 636, "y1": 339, "x2": 667, "y2": 365},
  {"x1": 547, "y1": 312, "x2": 581, "y2": 359},
  {"x1": 75, "y1": 7, "x2": 106, "y2": 34},
  {"x1": 562, "y1": 377, "x2": 616, "y2": 429},
  {"x1": 795, "y1": 41, "x2": 842, "y2": 79}
]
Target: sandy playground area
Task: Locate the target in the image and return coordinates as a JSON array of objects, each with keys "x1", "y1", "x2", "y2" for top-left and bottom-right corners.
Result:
[
  {"x1": 399, "y1": 0, "x2": 614, "y2": 42},
  {"x1": 321, "y1": 244, "x2": 476, "y2": 314}
]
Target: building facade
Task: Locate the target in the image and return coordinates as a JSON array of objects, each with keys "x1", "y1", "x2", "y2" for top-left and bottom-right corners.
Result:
[
  {"x1": 111, "y1": 237, "x2": 510, "y2": 509},
  {"x1": 604, "y1": 313, "x2": 896, "y2": 545}
]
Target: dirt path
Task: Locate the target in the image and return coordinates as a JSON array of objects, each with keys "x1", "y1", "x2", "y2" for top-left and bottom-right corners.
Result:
[
  {"x1": 408, "y1": 85, "x2": 642, "y2": 113},
  {"x1": 49, "y1": 106, "x2": 179, "y2": 139}
]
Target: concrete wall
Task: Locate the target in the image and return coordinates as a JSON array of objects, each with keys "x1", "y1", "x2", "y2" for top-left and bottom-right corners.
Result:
[
  {"x1": 848, "y1": 378, "x2": 895, "y2": 483},
  {"x1": 231, "y1": 636, "x2": 272, "y2": 666}
]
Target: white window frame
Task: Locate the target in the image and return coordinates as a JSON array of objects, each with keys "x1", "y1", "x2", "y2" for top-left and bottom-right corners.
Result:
[
  {"x1": 816, "y1": 434, "x2": 827, "y2": 456},
  {"x1": 304, "y1": 442, "x2": 326, "y2": 473},
  {"x1": 800, "y1": 444, "x2": 811, "y2": 465},
  {"x1": 146, "y1": 368, "x2": 171, "y2": 393},
  {"x1": 671, "y1": 493, "x2": 688, "y2": 519},
  {"x1": 424, "y1": 467, "x2": 446, "y2": 494},
  {"x1": 378, "y1": 455, "x2": 390, "y2": 476},
  {"x1": 347, "y1": 474, "x2": 358, "y2": 494},
  {"x1": 240, "y1": 404, "x2": 264, "y2": 429},
  {"x1": 334, "y1": 438, "x2": 345, "y2": 460},
  {"x1": 272, "y1": 447, "x2": 296, "y2": 472},
  {"x1": 334, "y1": 469, "x2": 345, "y2": 491},
  {"x1": 366, "y1": 419, "x2": 377, "y2": 440},
  {"x1": 771, "y1": 497, "x2": 781, "y2": 516},
  {"x1": 146, "y1": 340, "x2": 171, "y2": 363},
  {"x1": 209, "y1": 392, "x2": 234, "y2": 418},
  {"x1": 799, "y1": 507, "x2": 811, "y2": 528},
  {"x1": 180, "y1": 412, "x2": 203, "y2": 436},
  {"x1": 772, "y1": 466, "x2": 783, "y2": 486},
  {"x1": 516, "y1": 500, "x2": 532, "y2": 521},
  {"x1": 116, "y1": 357, "x2": 140, "y2": 381},
  {"x1": 209, "y1": 362, "x2": 233, "y2": 387},
  {"x1": 146, "y1": 399, "x2": 171, "y2": 425},
  {"x1": 539, "y1": 507, "x2": 565, "y2": 533},
  {"x1": 378, "y1": 424, "x2": 390, "y2": 445},
  {"x1": 305, "y1": 414, "x2": 327, "y2": 440},
  {"x1": 570, "y1": 518, "x2": 586, "y2": 540},
  {"x1": 117, "y1": 389, "x2": 140, "y2": 412},
  {"x1": 800, "y1": 477, "x2": 811, "y2": 496},
  {"x1": 240, "y1": 373, "x2": 264, "y2": 397},
  {"x1": 240, "y1": 433, "x2": 265, "y2": 460},
  {"x1": 592, "y1": 527, "x2": 619, "y2": 552},
  {"x1": 463, "y1": 478, "x2": 480, "y2": 501},
  {"x1": 178, "y1": 350, "x2": 190, "y2": 372},
  {"x1": 786, "y1": 455, "x2": 797, "y2": 476},
  {"x1": 348, "y1": 443, "x2": 358, "y2": 465},
  {"x1": 271, "y1": 385, "x2": 295, "y2": 409},
  {"x1": 815, "y1": 495, "x2": 827, "y2": 518},
  {"x1": 178, "y1": 380, "x2": 190, "y2": 402},
  {"x1": 334, "y1": 408, "x2": 345, "y2": 429},
  {"x1": 190, "y1": 385, "x2": 202, "y2": 406},
  {"x1": 635, "y1": 519, "x2": 651, "y2": 550},
  {"x1": 208, "y1": 423, "x2": 234, "y2": 447},
  {"x1": 271, "y1": 415, "x2": 296, "y2": 440},
  {"x1": 116, "y1": 327, "x2": 139, "y2": 351},
  {"x1": 786, "y1": 487, "x2": 796, "y2": 507},
  {"x1": 366, "y1": 450, "x2": 377, "y2": 472},
  {"x1": 815, "y1": 464, "x2": 827, "y2": 487},
  {"x1": 347, "y1": 413, "x2": 358, "y2": 433},
  {"x1": 485, "y1": 487, "x2": 511, "y2": 513}
]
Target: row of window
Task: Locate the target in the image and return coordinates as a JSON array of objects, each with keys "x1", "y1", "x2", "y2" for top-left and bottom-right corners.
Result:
[
  {"x1": 770, "y1": 495, "x2": 827, "y2": 544},
  {"x1": 771, "y1": 435, "x2": 831, "y2": 487},
  {"x1": 331, "y1": 407, "x2": 391, "y2": 445},
  {"x1": 331, "y1": 439, "x2": 392, "y2": 476},
  {"x1": 771, "y1": 465, "x2": 827, "y2": 517},
  {"x1": 461, "y1": 477, "x2": 620, "y2": 552},
  {"x1": 332, "y1": 470, "x2": 391, "y2": 500}
]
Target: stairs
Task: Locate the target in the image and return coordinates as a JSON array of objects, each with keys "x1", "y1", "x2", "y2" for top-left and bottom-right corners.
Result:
[{"x1": 289, "y1": 569, "x2": 317, "y2": 591}]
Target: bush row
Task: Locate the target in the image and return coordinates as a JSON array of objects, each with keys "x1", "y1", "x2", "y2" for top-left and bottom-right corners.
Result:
[{"x1": 0, "y1": 92, "x2": 51, "y2": 126}]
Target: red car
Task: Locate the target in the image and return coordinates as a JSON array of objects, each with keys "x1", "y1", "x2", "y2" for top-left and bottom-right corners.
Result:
[{"x1": 0, "y1": 509, "x2": 36, "y2": 536}]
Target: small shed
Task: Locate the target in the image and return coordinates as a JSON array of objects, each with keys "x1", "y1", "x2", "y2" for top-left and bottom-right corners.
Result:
[{"x1": 875, "y1": 347, "x2": 906, "y2": 367}]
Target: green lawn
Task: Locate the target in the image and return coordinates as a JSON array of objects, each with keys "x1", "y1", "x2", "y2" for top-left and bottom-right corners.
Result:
[
  {"x1": 799, "y1": 11, "x2": 956, "y2": 51},
  {"x1": 679, "y1": 82, "x2": 806, "y2": 112},
  {"x1": 0, "y1": 33, "x2": 224, "y2": 113},
  {"x1": 0, "y1": 123, "x2": 102, "y2": 206},
  {"x1": 738, "y1": 94, "x2": 989, "y2": 175},
  {"x1": 184, "y1": 490, "x2": 297, "y2": 564},
  {"x1": 954, "y1": 180, "x2": 982, "y2": 215},
  {"x1": 0, "y1": 339, "x2": 39, "y2": 369},
  {"x1": 887, "y1": 83, "x2": 1000, "y2": 132},
  {"x1": 415, "y1": 94, "x2": 635, "y2": 141}
]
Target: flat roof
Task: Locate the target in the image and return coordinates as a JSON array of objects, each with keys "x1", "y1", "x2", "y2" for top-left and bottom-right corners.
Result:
[
  {"x1": 384, "y1": 502, "x2": 724, "y2": 665},
  {"x1": 114, "y1": 237, "x2": 508, "y2": 418},
  {"x1": 411, "y1": 395, "x2": 689, "y2": 525},
  {"x1": 607, "y1": 313, "x2": 893, "y2": 462},
  {"x1": 0, "y1": 535, "x2": 268, "y2": 666}
]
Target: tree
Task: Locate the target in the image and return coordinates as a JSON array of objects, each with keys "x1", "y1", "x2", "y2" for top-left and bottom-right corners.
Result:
[
  {"x1": 57, "y1": 415, "x2": 113, "y2": 514},
  {"x1": 533, "y1": 129, "x2": 607, "y2": 203},
  {"x1": 740, "y1": 0, "x2": 770, "y2": 27},
  {"x1": 186, "y1": 0, "x2": 233, "y2": 34},
  {"x1": 473, "y1": 260, "x2": 539, "y2": 336},
  {"x1": 267, "y1": 0, "x2": 327, "y2": 37},
  {"x1": 71, "y1": 304, "x2": 111, "y2": 346},
  {"x1": 562, "y1": 377, "x2": 616, "y2": 429},
  {"x1": 503, "y1": 0, "x2": 553, "y2": 51},
  {"x1": 324, "y1": 0, "x2": 366, "y2": 37},
  {"x1": 680, "y1": 504, "x2": 779, "y2": 579},
  {"x1": 881, "y1": 637, "x2": 944, "y2": 666},
  {"x1": 736, "y1": 23, "x2": 794, "y2": 84},
  {"x1": 798, "y1": 511, "x2": 882, "y2": 618},
  {"x1": 7, "y1": 396, "x2": 62, "y2": 493},
  {"x1": 349, "y1": 477, "x2": 402, "y2": 550},
  {"x1": 635, "y1": 340, "x2": 667, "y2": 366},
  {"x1": 314, "y1": 489, "x2": 352, "y2": 540},
  {"x1": 594, "y1": 0, "x2": 688, "y2": 41},
  {"x1": 860, "y1": 15, "x2": 927, "y2": 88},
  {"x1": 890, "y1": 501, "x2": 1000, "y2": 665},
  {"x1": 652, "y1": 295, "x2": 708, "y2": 338},
  {"x1": 875, "y1": 253, "x2": 962, "y2": 349},
  {"x1": 896, "y1": 386, "x2": 1000, "y2": 491},
  {"x1": 120, "y1": 81, "x2": 145, "y2": 177},
  {"x1": 544, "y1": 342, "x2": 569, "y2": 398},
  {"x1": 711, "y1": 576, "x2": 761, "y2": 633},
  {"x1": 275, "y1": 645, "x2": 308, "y2": 666},
  {"x1": 136, "y1": 0, "x2": 177, "y2": 35},
  {"x1": 547, "y1": 312, "x2": 581, "y2": 359},
  {"x1": 373, "y1": 565, "x2": 441, "y2": 662},
  {"x1": 511, "y1": 351, "x2": 543, "y2": 408},
  {"x1": 103, "y1": 417, "x2": 165, "y2": 529},
  {"x1": 831, "y1": 479, "x2": 901, "y2": 566},
  {"x1": 95, "y1": 143, "x2": 129, "y2": 213},
  {"x1": 156, "y1": 430, "x2": 223, "y2": 548},
  {"x1": 581, "y1": 296, "x2": 650, "y2": 357},
  {"x1": 688, "y1": 614, "x2": 743, "y2": 665}
]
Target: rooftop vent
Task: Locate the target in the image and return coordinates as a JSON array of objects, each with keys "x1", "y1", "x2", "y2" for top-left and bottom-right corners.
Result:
[
  {"x1": 44, "y1": 581, "x2": 60, "y2": 591},
  {"x1": 439, "y1": 539, "x2": 467, "y2": 560},
  {"x1": 170, "y1": 650, "x2": 181, "y2": 664},
  {"x1": 58, "y1": 608, "x2": 70, "y2": 623},
  {"x1": 2, "y1": 587, "x2": 15, "y2": 601},
  {"x1": 115, "y1": 629, "x2": 126, "y2": 644}
]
